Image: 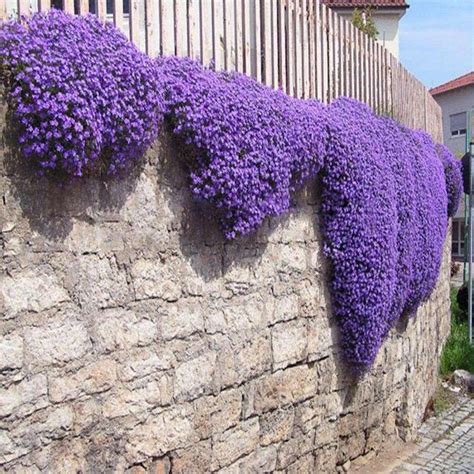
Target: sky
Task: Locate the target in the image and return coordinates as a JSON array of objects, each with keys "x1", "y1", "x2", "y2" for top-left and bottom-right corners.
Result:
[{"x1": 400, "y1": 0, "x2": 474, "y2": 89}]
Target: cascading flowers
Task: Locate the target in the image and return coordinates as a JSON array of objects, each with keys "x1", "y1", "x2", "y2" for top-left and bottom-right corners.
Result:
[{"x1": 0, "y1": 11, "x2": 462, "y2": 369}]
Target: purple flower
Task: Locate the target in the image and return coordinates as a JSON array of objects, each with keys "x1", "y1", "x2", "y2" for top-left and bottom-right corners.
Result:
[{"x1": 1, "y1": 10, "x2": 164, "y2": 178}]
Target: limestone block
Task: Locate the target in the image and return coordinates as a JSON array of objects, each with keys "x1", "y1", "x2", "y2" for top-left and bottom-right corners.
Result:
[
  {"x1": 0, "y1": 333, "x2": 23, "y2": 371},
  {"x1": 131, "y1": 259, "x2": 181, "y2": 302},
  {"x1": 118, "y1": 349, "x2": 174, "y2": 382},
  {"x1": 0, "y1": 374, "x2": 48, "y2": 418},
  {"x1": 192, "y1": 388, "x2": 242, "y2": 438},
  {"x1": 24, "y1": 320, "x2": 90, "y2": 368},
  {"x1": 1, "y1": 271, "x2": 69, "y2": 318},
  {"x1": 49, "y1": 359, "x2": 117, "y2": 403},
  {"x1": 211, "y1": 418, "x2": 260, "y2": 470},
  {"x1": 126, "y1": 406, "x2": 199, "y2": 461},
  {"x1": 93, "y1": 309, "x2": 156, "y2": 353},
  {"x1": 171, "y1": 440, "x2": 212, "y2": 474},
  {"x1": 259, "y1": 408, "x2": 295, "y2": 446},
  {"x1": 159, "y1": 299, "x2": 204, "y2": 340},
  {"x1": 174, "y1": 352, "x2": 217, "y2": 401},
  {"x1": 272, "y1": 320, "x2": 308, "y2": 370},
  {"x1": 66, "y1": 255, "x2": 129, "y2": 309}
]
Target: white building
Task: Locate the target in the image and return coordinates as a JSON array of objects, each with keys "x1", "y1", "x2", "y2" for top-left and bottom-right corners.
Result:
[
  {"x1": 431, "y1": 72, "x2": 474, "y2": 260},
  {"x1": 322, "y1": 0, "x2": 409, "y2": 59}
]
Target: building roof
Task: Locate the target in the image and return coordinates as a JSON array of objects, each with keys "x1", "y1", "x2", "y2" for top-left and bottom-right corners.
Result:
[
  {"x1": 321, "y1": 0, "x2": 409, "y2": 8},
  {"x1": 430, "y1": 72, "x2": 474, "y2": 96}
]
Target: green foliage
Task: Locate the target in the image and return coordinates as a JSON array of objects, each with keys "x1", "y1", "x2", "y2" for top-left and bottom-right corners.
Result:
[
  {"x1": 439, "y1": 288, "x2": 474, "y2": 375},
  {"x1": 352, "y1": 7, "x2": 379, "y2": 40}
]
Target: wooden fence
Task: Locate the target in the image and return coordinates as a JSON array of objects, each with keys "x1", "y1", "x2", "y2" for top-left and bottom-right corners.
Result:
[{"x1": 3, "y1": 0, "x2": 442, "y2": 142}]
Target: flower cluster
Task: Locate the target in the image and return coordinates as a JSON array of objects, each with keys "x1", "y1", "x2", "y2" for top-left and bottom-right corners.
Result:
[
  {"x1": 322, "y1": 100, "x2": 450, "y2": 367},
  {"x1": 0, "y1": 10, "x2": 163, "y2": 178},
  {"x1": 1, "y1": 14, "x2": 462, "y2": 369},
  {"x1": 157, "y1": 56, "x2": 329, "y2": 238},
  {"x1": 436, "y1": 143, "x2": 463, "y2": 217}
]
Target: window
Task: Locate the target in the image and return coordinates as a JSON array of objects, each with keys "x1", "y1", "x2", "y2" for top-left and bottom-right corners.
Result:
[
  {"x1": 450, "y1": 112, "x2": 467, "y2": 137},
  {"x1": 452, "y1": 219, "x2": 465, "y2": 257}
]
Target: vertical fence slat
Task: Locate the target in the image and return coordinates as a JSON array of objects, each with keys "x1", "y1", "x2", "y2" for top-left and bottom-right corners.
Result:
[
  {"x1": 327, "y1": 7, "x2": 334, "y2": 102},
  {"x1": 160, "y1": 0, "x2": 175, "y2": 56},
  {"x1": 213, "y1": 0, "x2": 225, "y2": 70},
  {"x1": 235, "y1": 0, "x2": 244, "y2": 72},
  {"x1": 17, "y1": 0, "x2": 27, "y2": 17},
  {"x1": 200, "y1": 0, "x2": 213, "y2": 65},
  {"x1": 286, "y1": 0, "x2": 295, "y2": 96},
  {"x1": 38, "y1": 0, "x2": 51, "y2": 13},
  {"x1": 188, "y1": 0, "x2": 201, "y2": 61},
  {"x1": 243, "y1": 0, "x2": 252, "y2": 74},
  {"x1": 321, "y1": 3, "x2": 329, "y2": 103},
  {"x1": 176, "y1": 0, "x2": 189, "y2": 57},
  {"x1": 95, "y1": 0, "x2": 106, "y2": 21},
  {"x1": 308, "y1": 0, "x2": 315, "y2": 97},
  {"x1": 295, "y1": 1, "x2": 302, "y2": 97},
  {"x1": 271, "y1": 0, "x2": 278, "y2": 88},
  {"x1": 302, "y1": 0, "x2": 309, "y2": 98},
  {"x1": 144, "y1": 0, "x2": 159, "y2": 57},
  {"x1": 253, "y1": 0, "x2": 262, "y2": 81},
  {"x1": 263, "y1": 0, "x2": 272, "y2": 86},
  {"x1": 224, "y1": 0, "x2": 236, "y2": 70},
  {"x1": 129, "y1": 0, "x2": 140, "y2": 48},
  {"x1": 113, "y1": 0, "x2": 124, "y2": 32},
  {"x1": 315, "y1": 0, "x2": 322, "y2": 101},
  {"x1": 79, "y1": 0, "x2": 89, "y2": 15},
  {"x1": 278, "y1": 0, "x2": 286, "y2": 92}
]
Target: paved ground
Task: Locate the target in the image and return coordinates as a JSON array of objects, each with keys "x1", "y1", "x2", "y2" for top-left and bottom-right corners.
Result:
[{"x1": 392, "y1": 396, "x2": 474, "y2": 473}]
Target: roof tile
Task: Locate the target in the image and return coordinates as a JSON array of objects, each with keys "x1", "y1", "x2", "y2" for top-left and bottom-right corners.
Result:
[
  {"x1": 322, "y1": 1, "x2": 408, "y2": 8},
  {"x1": 430, "y1": 72, "x2": 474, "y2": 96}
]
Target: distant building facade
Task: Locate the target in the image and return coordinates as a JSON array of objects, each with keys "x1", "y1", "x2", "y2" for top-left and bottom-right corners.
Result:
[
  {"x1": 431, "y1": 72, "x2": 474, "y2": 260},
  {"x1": 322, "y1": 0, "x2": 409, "y2": 58}
]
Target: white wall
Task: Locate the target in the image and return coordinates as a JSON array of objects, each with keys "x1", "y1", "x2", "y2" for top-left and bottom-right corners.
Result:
[
  {"x1": 434, "y1": 86, "x2": 474, "y2": 156},
  {"x1": 334, "y1": 9, "x2": 405, "y2": 59},
  {"x1": 434, "y1": 85, "x2": 474, "y2": 219}
]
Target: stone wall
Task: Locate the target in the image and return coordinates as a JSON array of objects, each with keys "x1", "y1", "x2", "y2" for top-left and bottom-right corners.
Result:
[{"x1": 0, "y1": 106, "x2": 451, "y2": 472}]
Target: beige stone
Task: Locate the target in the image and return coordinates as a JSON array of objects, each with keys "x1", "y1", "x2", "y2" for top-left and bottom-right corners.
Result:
[
  {"x1": 49, "y1": 359, "x2": 117, "y2": 403},
  {"x1": 1, "y1": 271, "x2": 69, "y2": 318},
  {"x1": 272, "y1": 320, "x2": 308, "y2": 370},
  {"x1": 0, "y1": 374, "x2": 48, "y2": 418},
  {"x1": 211, "y1": 418, "x2": 260, "y2": 470},
  {"x1": 24, "y1": 320, "x2": 90, "y2": 367},
  {"x1": 0, "y1": 333, "x2": 23, "y2": 371},
  {"x1": 174, "y1": 352, "x2": 217, "y2": 401}
]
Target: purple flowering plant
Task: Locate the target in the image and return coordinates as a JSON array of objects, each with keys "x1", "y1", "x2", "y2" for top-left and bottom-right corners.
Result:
[
  {"x1": 157, "y1": 56, "x2": 329, "y2": 238},
  {"x1": 0, "y1": 10, "x2": 163, "y2": 178},
  {"x1": 1, "y1": 12, "x2": 463, "y2": 369}
]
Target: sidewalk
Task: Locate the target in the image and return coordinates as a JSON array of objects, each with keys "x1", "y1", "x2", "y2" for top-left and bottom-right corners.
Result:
[{"x1": 392, "y1": 396, "x2": 474, "y2": 473}]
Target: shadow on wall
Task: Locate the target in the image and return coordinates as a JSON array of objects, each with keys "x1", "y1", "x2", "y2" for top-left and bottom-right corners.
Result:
[{"x1": 1, "y1": 106, "x2": 146, "y2": 242}]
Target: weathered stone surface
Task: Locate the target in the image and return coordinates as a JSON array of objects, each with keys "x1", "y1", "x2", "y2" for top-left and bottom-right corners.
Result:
[
  {"x1": 24, "y1": 319, "x2": 90, "y2": 367},
  {"x1": 66, "y1": 254, "x2": 129, "y2": 309},
  {"x1": 453, "y1": 369, "x2": 474, "y2": 392},
  {"x1": 211, "y1": 418, "x2": 260, "y2": 470},
  {"x1": 0, "y1": 374, "x2": 48, "y2": 418},
  {"x1": 174, "y1": 352, "x2": 217, "y2": 401},
  {"x1": 1, "y1": 271, "x2": 69, "y2": 318},
  {"x1": 93, "y1": 309, "x2": 156, "y2": 353},
  {"x1": 49, "y1": 359, "x2": 117, "y2": 403},
  {"x1": 0, "y1": 111, "x2": 452, "y2": 473},
  {"x1": 272, "y1": 319, "x2": 307, "y2": 370},
  {"x1": 126, "y1": 406, "x2": 198, "y2": 461},
  {"x1": 131, "y1": 259, "x2": 181, "y2": 301},
  {"x1": 0, "y1": 333, "x2": 23, "y2": 371},
  {"x1": 118, "y1": 349, "x2": 174, "y2": 382},
  {"x1": 159, "y1": 299, "x2": 204, "y2": 340}
]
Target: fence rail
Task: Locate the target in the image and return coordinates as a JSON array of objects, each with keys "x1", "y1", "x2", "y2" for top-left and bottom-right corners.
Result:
[{"x1": 3, "y1": 0, "x2": 442, "y2": 142}]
